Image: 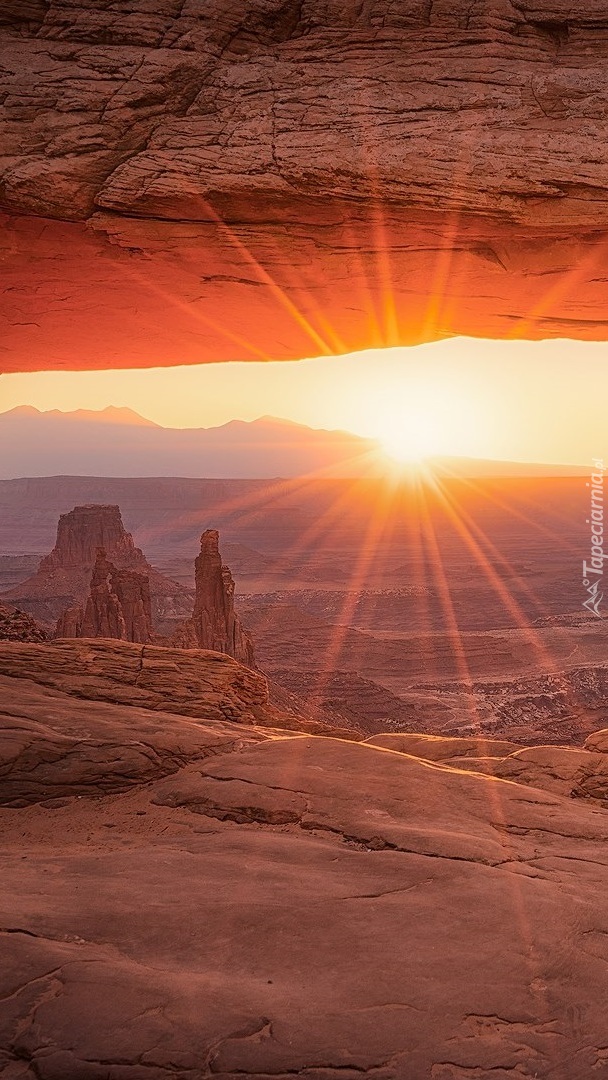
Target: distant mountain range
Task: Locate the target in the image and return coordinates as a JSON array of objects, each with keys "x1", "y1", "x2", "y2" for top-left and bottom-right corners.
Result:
[
  {"x1": 0, "y1": 406, "x2": 588, "y2": 479},
  {"x1": 0, "y1": 407, "x2": 381, "y2": 479}
]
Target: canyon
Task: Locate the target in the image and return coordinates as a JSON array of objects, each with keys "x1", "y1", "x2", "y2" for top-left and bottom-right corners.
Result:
[
  {"x1": 2, "y1": 1, "x2": 608, "y2": 1070},
  {"x1": 4, "y1": 1, "x2": 608, "y2": 371},
  {"x1": 1, "y1": 475, "x2": 605, "y2": 747},
  {"x1": 0, "y1": 477, "x2": 606, "y2": 1076},
  {"x1": 6, "y1": 504, "x2": 257, "y2": 668}
]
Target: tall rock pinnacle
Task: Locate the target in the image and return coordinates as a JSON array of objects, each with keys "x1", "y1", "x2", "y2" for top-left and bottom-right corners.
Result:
[{"x1": 190, "y1": 530, "x2": 254, "y2": 667}]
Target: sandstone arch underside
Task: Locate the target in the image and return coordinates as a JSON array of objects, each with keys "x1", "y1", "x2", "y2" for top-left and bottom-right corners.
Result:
[{"x1": 3, "y1": 0, "x2": 608, "y2": 372}]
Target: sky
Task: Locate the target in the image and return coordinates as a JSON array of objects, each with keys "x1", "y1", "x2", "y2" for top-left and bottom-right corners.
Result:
[{"x1": 1, "y1": 336, "x2": 606, "y2": 465}]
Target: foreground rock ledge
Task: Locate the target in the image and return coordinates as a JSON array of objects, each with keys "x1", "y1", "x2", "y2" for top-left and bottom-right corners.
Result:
[
  {"x1": 5, "y1": 1, "x2": 608, "y2": 369},
  {"x1": 1, "y1": 640, "x2": 608, "y2": 1076},
  {"x1": 0, "y1": 639, "x2": 358, "y2": 743}
]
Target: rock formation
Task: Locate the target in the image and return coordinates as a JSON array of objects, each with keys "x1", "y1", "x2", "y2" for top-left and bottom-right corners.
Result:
[
  {"x1": 53, "y1": 604, "x2": 83, "y2": 640},
  {"x1": 366, "y1": 731, "x2": 608, "y2": 807},
  {"x1": 0, "y1": 638, "x2": 357, "y2": 742},
  {"x1": 55, "y1": 547, "x2": 153, "y2": 644},
  {"x1": 40, "y1": 504, "x2": 145, "y2": 575},
  {"x1": 6, "y1": 507, "x2": 255, "y2": 659},
  {"x1": 174, "y1": 530, "x2": 255, "y2": 667},
  {"x1": 4, "y1": 2, "x2": 608, "y2": 372},
  {"x1": 0, "y1": 601, "x2": 46, "y2": 643},
  {"x1": 3, "y1": 645, "x2": 608, "y2": 1074},
  {"x1": 6, "y1": 503, "x2": 190, "y2": 631}
]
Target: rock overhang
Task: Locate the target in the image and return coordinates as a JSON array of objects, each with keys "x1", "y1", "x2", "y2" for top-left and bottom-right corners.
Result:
[{"x1": 3, "y1": 0, "x2": 608, "y2": 371}]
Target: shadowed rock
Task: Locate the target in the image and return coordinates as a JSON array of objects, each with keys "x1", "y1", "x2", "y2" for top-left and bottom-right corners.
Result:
[{"x1": 0, "y1": 601, "x2": 46, "y2": 643}]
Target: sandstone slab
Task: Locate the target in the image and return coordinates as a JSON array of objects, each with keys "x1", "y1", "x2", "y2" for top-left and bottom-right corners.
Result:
[
  {"x1": 366, "y1": 732, "x2": 521, "y2": 761},
  {"x1": 0, "y1": 639, "x2": 359, "y2": 738},
  {"x1": 2, "y1": 676, "x2": 608, "y2": 1076},
  {"x1": 0, "y1": 670, "x2": 270, "y2": 807}
]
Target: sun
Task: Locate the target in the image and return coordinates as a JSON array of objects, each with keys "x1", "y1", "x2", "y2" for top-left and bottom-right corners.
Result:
[
  {"x1": 380, "y1": 413, "x2": 443, "y2": 464},
  {"x1": 358, "y1": 372, "x2": 489, "y2": 470}
]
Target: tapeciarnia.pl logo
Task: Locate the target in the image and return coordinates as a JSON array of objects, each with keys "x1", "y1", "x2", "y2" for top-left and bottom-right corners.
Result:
[{"x1": 582, "y1": 458, "x2": 606, "y2": 617}]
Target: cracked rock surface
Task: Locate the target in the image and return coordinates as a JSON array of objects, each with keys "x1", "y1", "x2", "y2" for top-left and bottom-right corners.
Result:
[
  {"x1": 2, "y1": 640, "x2": 608, "y2": 1075},
  {"x1": 5, "y1": 1, "x2": 608, "y2": 369}
]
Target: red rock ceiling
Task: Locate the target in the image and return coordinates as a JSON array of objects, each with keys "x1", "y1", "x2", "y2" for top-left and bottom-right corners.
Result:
[{"x1": 3, "y1": 0, "x2": 608, "y2": 371}]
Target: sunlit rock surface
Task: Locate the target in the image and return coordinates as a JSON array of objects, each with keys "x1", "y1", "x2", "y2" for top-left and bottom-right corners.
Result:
[
  {"x1": 2, "y1": 639, "x2": 608, "y2": 1076},
  {"x1": 4, "y1": 1, "x2": 608, "y2": 370},
  {"x1": 0, "y1": 638, "x2": 359, "y2": 739}
]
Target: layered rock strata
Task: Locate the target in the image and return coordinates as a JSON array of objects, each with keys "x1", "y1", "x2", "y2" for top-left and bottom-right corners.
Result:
[
  {"x1": 40, "y1": 504, "x2": 145, "y2": 574},
  {"x1": 0, "y1": 638, "x2": 358, "y2": 740},
  {"x1": 2, "y1": 645, "x2": 608, "y2": 1075},
  {"x1": 5, "y1": 2, "x2": 608, "y2": 370}
]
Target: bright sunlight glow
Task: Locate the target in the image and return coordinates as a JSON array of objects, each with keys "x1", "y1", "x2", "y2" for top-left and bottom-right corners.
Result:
[
  {"x1": 380, "y1": 414, "x2": 443, "y2": 463},
  {"x1": 366, "y1": 379, "x2": 485, "y2": 465}
]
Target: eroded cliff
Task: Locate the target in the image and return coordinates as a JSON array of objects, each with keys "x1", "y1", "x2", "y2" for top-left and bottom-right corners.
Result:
[{"x1": 55, "y1": 547, "x2": 154, "y2": 643}]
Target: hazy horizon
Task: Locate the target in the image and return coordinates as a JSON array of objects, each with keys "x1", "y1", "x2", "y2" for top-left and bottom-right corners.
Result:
[
  {"x1": 0, "y1": 403, "x2": 592, "y2": 477},
  {"x1": 1, "y1": 337, "x2": 607, "y2": 468}
]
